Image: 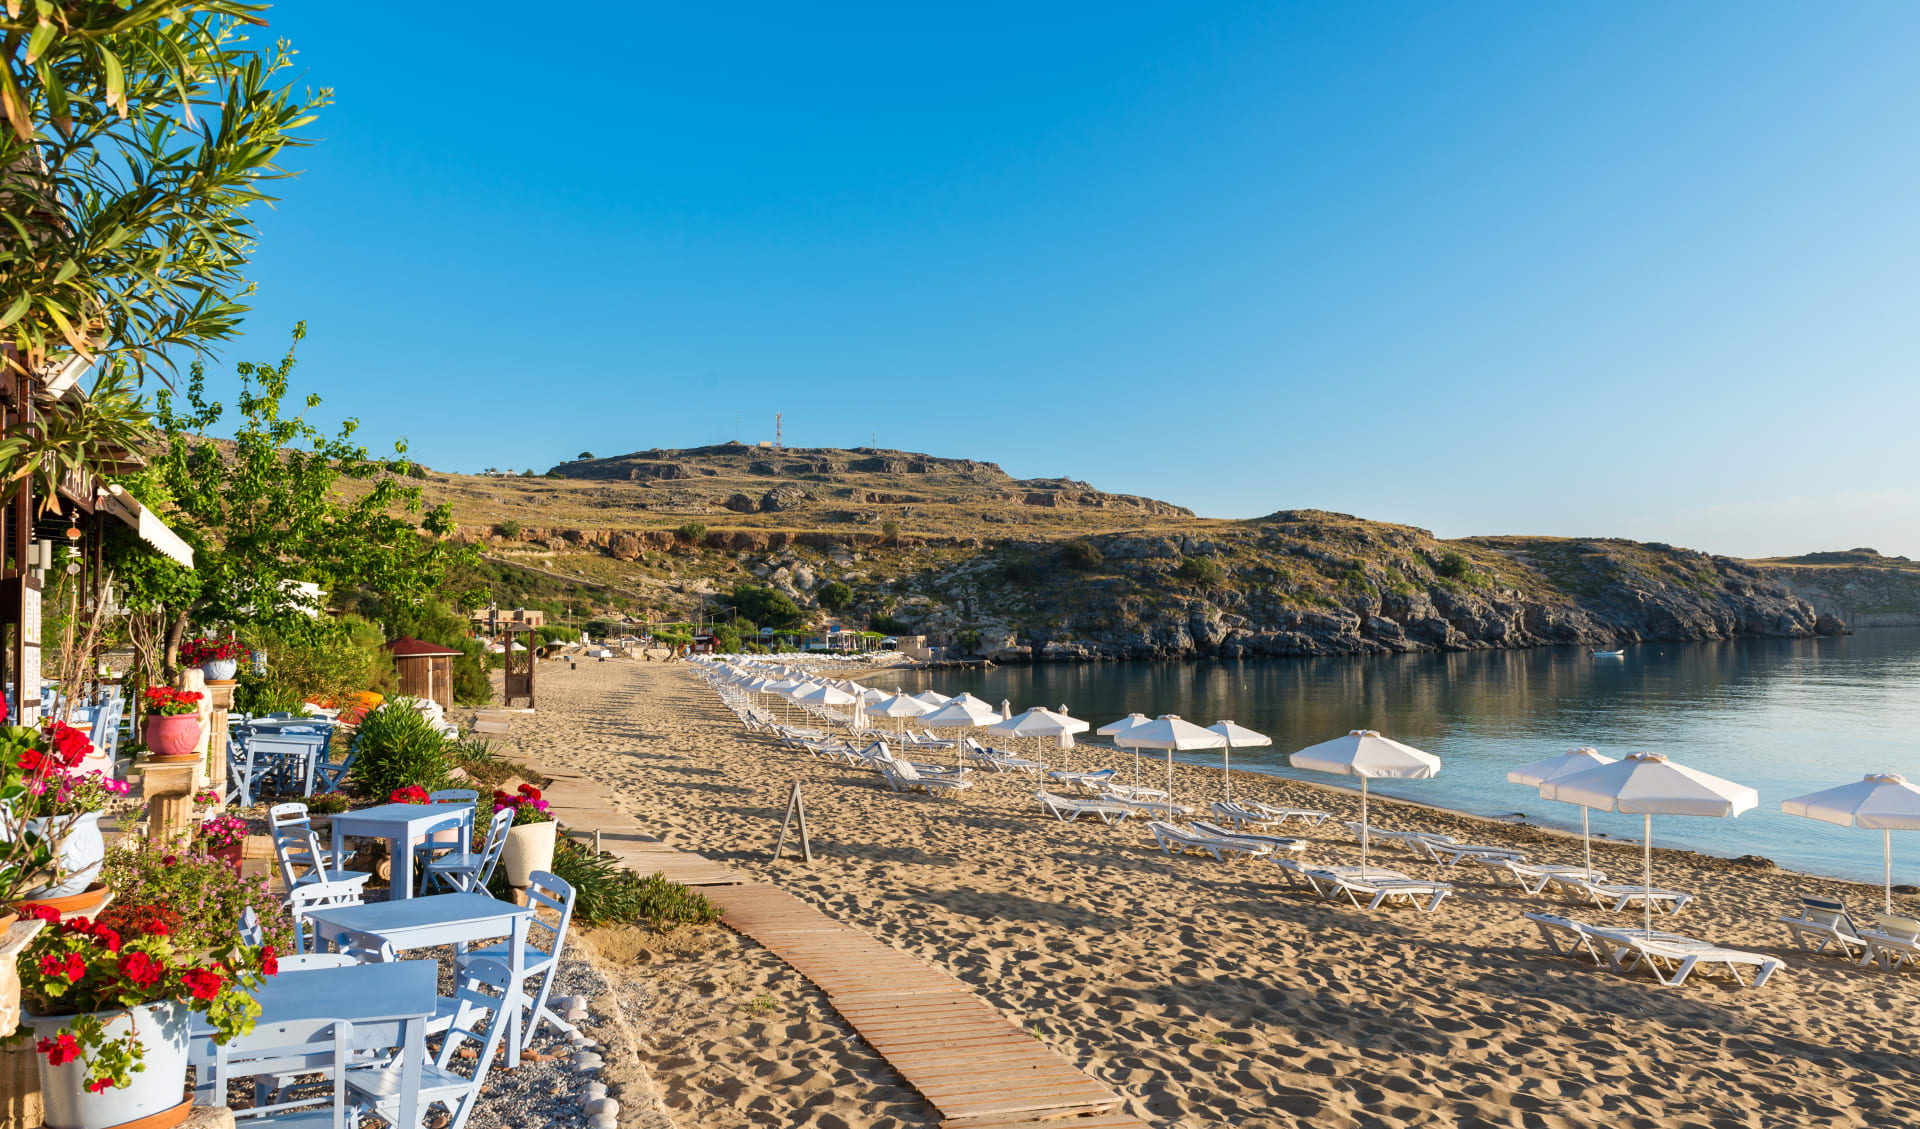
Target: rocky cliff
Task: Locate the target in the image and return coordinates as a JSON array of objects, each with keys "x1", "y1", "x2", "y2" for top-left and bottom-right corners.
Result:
[{"x1": 1754, "y1": 549, "x2": 1920, "y2": 629}]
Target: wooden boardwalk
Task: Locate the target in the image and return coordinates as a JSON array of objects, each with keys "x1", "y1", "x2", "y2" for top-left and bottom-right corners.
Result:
[{"x1": 707, "y1": 883, "x2": 1147, "y2": 1129}]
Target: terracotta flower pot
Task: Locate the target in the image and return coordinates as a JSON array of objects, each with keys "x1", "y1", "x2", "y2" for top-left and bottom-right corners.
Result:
[
  {"x1": 11, "y1": 882, "x2": 110, "y2": 921},
  {"x1": 143, "y1": 713, "x2": 203, "y2": 759},
  {"x1": 26, "y1": 1000, "x2": 190, "y2": 1129}
]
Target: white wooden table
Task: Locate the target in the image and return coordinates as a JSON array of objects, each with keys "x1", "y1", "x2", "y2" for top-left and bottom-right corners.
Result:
[
  {"x1": 328, "y1": 802, "x2": 475, "y2": 899},
  {"x1": 304, "y1": 892, "x2": 535, "y2": 1066},
  {"x1": 189, "y1": 959, "x2": 434, "y2": 1128}
]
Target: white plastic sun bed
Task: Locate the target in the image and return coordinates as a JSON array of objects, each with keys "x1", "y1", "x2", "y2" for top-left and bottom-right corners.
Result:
[
  {"x1": 1272, "y1": 859, "x2": 1452, "y2": 912},
  {"x1": 1034, "y1": 790, "x2": 1134, "y2": 825},
  {"x1": 1469, "y1": 857, "x2": 1606, "y2": 894},
  {"x1": 879, "y1": 757, "x2": 973, "y2": 797},
  {"x1": 1525, "y1": 912, "x2": 1781, "y2": 987},
  {"x1": 1546, "y1": 874, "x2": 1694, "y2": 916},
  {"x1": 1856, "y1": 913, "x2": 1920, "y2": 971},
  {"x1": 1189, "y1": 820, "x2": 1307, "y2": 855},
  {"x1": 1775, "y1": 894, "x2": 1869, "y2": 960},
  {"x1": 1211, "y1": 799, "x2": 1330, "y2": 831},
  {"x1": 1146, "y1": 821, "x2": 1272, "y2": 862}
]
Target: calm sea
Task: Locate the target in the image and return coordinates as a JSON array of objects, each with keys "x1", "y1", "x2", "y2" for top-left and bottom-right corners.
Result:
[{"x1": 863, "y1": 628, "x2": 1920, "y2": 885}]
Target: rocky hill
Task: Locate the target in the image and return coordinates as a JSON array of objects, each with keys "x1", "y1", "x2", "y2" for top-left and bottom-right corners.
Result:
[
  {"x1": 357, "y1": 442, "x2": 1871, "y2": 659},
  {"x1": 1751, "y1": 549, "x2": 1920, "y2": 629}
]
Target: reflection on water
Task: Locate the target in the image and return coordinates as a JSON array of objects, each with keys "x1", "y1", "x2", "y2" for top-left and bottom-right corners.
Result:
[{"x1": 863, "y1": 629, "x2": 1920, "y2": 885}]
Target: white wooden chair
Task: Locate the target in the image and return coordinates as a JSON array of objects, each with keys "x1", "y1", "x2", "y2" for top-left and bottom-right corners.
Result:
[
  {"x1": 214, "y1": 1019, "x2": 358, "y2": 1128},
  {"x1": 454, "y1": 871, "x2": 579, "y2": 1052},
  {"x1": 270, "y1": 804, "x2": 371, "y2": 952},
  {"x1": 348, "y1": 957, "x2": 514, "y2": 1129}
]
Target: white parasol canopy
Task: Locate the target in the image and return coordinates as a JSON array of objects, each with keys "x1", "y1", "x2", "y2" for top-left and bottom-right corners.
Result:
[
  {"x1": 920, "y1": 693, "x2": 1000, "y2": 728},
  {"x1": 1115, "y1": 715, "x2": 1226, "y2": 809},
  {"x1": 1291, "y1": 730, "x2": 1441, "y2": 874},
  {"x1": 988, "y1": 706, "x2": 1090, "y2": 741},
  {"x1": 1783, "y1": 772, "x2": 1920, "y2": 912},
  {"x1": 1099, "y1": 712, "x2": 1154, "y2": 787},
  {"x1": 913, "y1": 690, "x2": 953, "y2": 707},
  {"x1": 794, "y1": 684, "x2": 856, "y2": 707},
  {"x1": 859, "y1": 686, "x2": 894, "y2": 705},
  {"x1": 1543, "y1": 751, "x2": 1757, "y2": 934},
  {"x1": 1207, "y1": 720, "x2": 1270, "y2": 803},
  {"x1": 1507, "y1": 747, "x2": 1616, "y2": 880}
]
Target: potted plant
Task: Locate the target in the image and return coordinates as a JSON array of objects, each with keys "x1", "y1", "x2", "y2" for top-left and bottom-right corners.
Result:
[
  {"x1": 179, "y1": 636, "x2": 244, "y2": 684},
  {"x1": 12, "y1": 902, "x2": 274, "y2": 1129},
  {"x1": 139, "y1": 688, "x2": 204, "y2": 761},
  {"x1": 495, "y1": 784, "x2": 556, "y2": 886},
  {"x1": 196, "y1": 814, "x2": 249, "y2": 874},
  {"x1": 0, "y1": 723, "x2": 116, "y2": 919}
]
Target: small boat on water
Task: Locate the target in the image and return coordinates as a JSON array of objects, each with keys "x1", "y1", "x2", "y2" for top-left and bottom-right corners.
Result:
[{"x1": 1590, "y1": 649, "x2": 1625, "y2": 658}]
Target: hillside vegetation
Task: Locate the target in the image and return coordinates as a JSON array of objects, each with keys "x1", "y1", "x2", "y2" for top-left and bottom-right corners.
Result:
[{"x1": 382, "y1": 443, "x2": 1858, "y2": 658}]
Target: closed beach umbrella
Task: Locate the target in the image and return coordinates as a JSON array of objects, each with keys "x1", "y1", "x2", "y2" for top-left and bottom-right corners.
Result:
[
  {"x1": 1207, "y1": 720, "x2": 1270, "y2": 804},
  {"x1": 1100, "y1": 713, "x2": 1154, "y2": 787},
  {"x1": 1783, "y1": 773, "x2": 1920, "y2": 912},
  {"x1": 1291, "y1": 730, "x2": 1442, "y2": 875},
  {"x1": 1543, "y1": 752, "x2": 1757, "y2": 935},
  {"x1": 1115, "y1": 715, "x2": 1227, "y2": 811},
  {"x1": 1507, "y1": 747, "x2": 1616, "y2": 880}
]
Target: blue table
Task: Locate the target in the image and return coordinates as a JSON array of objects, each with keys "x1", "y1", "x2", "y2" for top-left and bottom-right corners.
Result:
[
  {"x1": 190, "y1": 959, "x2": 433, "y2": 1128},
  {"x1": 303, "y1": 892, "x2": 535, "y2": 1066},
  {"x1": 327, "y1": 802, "x2": 475, "y2": 899}
]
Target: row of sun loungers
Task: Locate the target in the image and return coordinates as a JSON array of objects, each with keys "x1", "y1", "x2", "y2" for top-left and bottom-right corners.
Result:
[
  {"x1": 1527, "y1": 912, "x2": 1783, "y2": 987},
  {"x1": 1274, "y1": 859, "x2": 1456, "y2": 912},
  {"x1": 1776, "y1": 894, "x2": 1920, "y2": 969}
]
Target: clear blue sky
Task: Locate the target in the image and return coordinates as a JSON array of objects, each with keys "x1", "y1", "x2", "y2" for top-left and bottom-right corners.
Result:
[{"x1": 223, "y1": 3, "x2": 1920, "y2": 558}]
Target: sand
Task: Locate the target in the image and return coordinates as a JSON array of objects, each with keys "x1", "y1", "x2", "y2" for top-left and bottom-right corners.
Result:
[{"x1": 497, "y1": 658, "x2": 1920, "y2": 1129}]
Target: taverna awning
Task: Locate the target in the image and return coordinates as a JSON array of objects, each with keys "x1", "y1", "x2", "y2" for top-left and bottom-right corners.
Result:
[{"x1": 97, "y1": 483, "x2": 193, "y2": 569}]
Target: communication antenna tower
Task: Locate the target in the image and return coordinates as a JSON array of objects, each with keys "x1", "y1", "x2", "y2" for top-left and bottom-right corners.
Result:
[{"x1": 776, "y1": 413, "x2": 783, "y2": 450}]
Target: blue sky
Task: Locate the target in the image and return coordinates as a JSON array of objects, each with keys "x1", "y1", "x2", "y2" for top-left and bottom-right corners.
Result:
[{"x1": 221, "y1": 4, "x2": 1920, "y2": 558}]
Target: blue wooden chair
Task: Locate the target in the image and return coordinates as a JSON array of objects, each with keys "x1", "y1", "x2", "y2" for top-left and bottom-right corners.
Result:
[
  {"x1": 423, "y1": 807, "x2": 513, "y2": 894},
  {"x1": 213, "y1": 1018, "x2": 358, "y2": 1128},
  {"x1": 348, "y1": 957, "x2": 514, "y2": 1129},
  {"x1": 455, "y1": 870, "x2": 578, "y2": 1051},
  {"x1": 309, "y1": 733, "x2": 357, "y2": 794}
]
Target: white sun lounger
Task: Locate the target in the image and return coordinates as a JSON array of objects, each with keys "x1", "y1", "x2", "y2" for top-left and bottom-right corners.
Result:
[
  {"x1": 1343, "y1": 823, "x2": 1459, "y2": 851},
  {"x1": 1527, "y1": 913, "x2": 1783, "y2": 987},
  {"x1": 1189, "y1": 820, "x2": 1307, "y2": 855},
  {"x1": 1107, "y1": 796, "x2": 1192, "y2": 818},
  {"x1": 1049, "y1": 769, "x2": 1118, "y2": 794},
  {"x1": 1856, "y1": 914, "x2": 1920, "y2": 971},
  {"x1": 1211, "y1": 800, "x2": 1330, "y2": 831},
  {"x1": 1776, "y1": 894, "x2": 1869, "y2": 960},
  {"x1": 1034, "y1": 790, "x2": 1134, "y2": 825},
  {"x1": 1273, "y1": 860, "x2": 1451, "y2": 911},
  {"x1": 1406, "y1": 839, "x2": 1529, "y2": 867},
  {"x1": 879, "y1": 757, "x2": 972, "y2": 797},
  {"x1": 1146, "y1": 821, "x2": 1272, "y2": 862},
  {"x1": 1099, "y1": 781, "x2": 1170, "y2": 802},
  {"x1": 1547, "y1": 875, "x2": 1694, "y2": 916},
  {"x1": 1470, "y1": 857, "x2": 1606, "y2": 894}
]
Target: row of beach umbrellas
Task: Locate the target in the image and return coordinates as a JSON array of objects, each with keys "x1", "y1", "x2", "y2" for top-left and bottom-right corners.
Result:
[{"x1": 704, "y1": 658, "x2": 1920, "y2": 929}]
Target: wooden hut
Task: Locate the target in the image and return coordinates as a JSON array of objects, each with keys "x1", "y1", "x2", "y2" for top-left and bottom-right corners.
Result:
[{"x1": 384, "y1": 636, "x2": 463, "y2": 710}]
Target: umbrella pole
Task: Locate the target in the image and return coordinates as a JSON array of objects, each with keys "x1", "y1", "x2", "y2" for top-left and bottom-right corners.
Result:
[
  {"x1": 1224, "y1": 746, "x2": 1231, "y2": 804},
  {"x1": 1166, "y1": 749, "x2": 1174, "y2": 813},
  {"x1": 1583, "y1": 808, "x2": 1593, "y2": 879},
  {"x1": 1887, "y1": 829, "x2": 1894, "y2": 915},
  {"x1": 1643, "y1": 813, "x2": 1653, "y2": 937},
  {"x1": 1360, "y1": 777, "x2": 1370, "y2": 878}
]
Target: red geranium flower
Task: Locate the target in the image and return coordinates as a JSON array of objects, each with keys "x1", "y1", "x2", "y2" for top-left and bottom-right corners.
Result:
[
  {"x1": 18, "y1": 903, "x2": 60, "y2": 923},
  {"x1": 36, "y1": 1034, "x2": 81, "y2": 1066},
  {"x1": 85, "y1": 1077, "x2": 113, "y2": 1094},
  {"x1": 89, "y1": 925, "x2": 122, "y2": 954},
  {"x1": 37, "y1": 952, "x2": 85, "y2": 983},
  {"x1": 259, "y1": 944, "x2": 279, "y2": 977},
  {"x1": 117, "y1": 951, "x2": 163, "y2": 989},
  {"x1": 181, "y1": 967, "x2": 223, "y2": 1000}
]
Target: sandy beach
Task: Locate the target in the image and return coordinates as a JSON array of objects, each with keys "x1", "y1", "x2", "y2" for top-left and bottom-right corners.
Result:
[{"x1": 503, "y1": 658, "x2": 1920, "y2": 1129}]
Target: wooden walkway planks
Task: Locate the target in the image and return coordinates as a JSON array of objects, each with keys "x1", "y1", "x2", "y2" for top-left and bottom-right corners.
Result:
[{"x1": 706, "y1": 883, "x2": 1149, "y2": 1128}]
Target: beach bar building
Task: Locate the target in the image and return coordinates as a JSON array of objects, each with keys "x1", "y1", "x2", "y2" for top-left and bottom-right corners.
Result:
[{"x1": 385, "y1": 635, "x2": 464, "y2": 710}]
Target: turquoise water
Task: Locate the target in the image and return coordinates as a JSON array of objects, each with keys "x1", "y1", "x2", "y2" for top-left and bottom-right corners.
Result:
[{"x1": 863, "y1": 629, "x2": 1920, "y2": 885}]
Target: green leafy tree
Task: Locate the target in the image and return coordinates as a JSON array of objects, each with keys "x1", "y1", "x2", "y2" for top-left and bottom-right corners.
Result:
[
  {"x1": 727, "y1": 584, "x2": 806, "y2": 631},
  {"x1": 0, "y1": 3, "x2": 329, "y2": 382},
  {"x1": 1175, "y1": 556, "x2": 1226, "y2": 588},
  {"x1": 577, "y1": 451, "x2": 594, "y2": 460},
  {"x1": 816, "y1": 581, "x2": 853, "y2": 613},
  {"x1": 141, "y1": 323, "x2": 470, "y2": 664},
  {"x1": 676, "y1": 522, "x2": 706, "y2": 544}
]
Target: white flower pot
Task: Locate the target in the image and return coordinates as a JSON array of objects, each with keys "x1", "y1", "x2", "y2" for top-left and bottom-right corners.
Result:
[
  {"x1": 26, "y1": 999, "x2": 190, "y2": 1129},
  {"x1": 199, "y1": 658, "x2": 238, "y2": 682},
  {"x1": 14, "y1": 811, "x2": 105, "y2": 899},
  {"x1": 503, "y1": 820, "x2": 556, "y2": 886}
]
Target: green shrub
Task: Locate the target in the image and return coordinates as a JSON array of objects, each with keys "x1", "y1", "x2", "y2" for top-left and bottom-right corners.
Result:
[
  {"x1": 1063, "y1": 540, "x2": 1104, "y2": 570},
  {"x1": 538, "y1": 838, "x2": 719, "y2": 932},
  {"x1": 955, "y1": 628, "x2": 984, "y2": 653},
  {"x1": 1434, "y1": 550, "x2": 1474, "y2": 579},
  {"x1": 351, "y1": 704, "x2": 452, "y2": 798},
  {"x1": 817, "y1": 581, "x2": 853, "y2": 612},
  {"x1": 869, "y1": 614, "x2": 912, "y2": 635},
  {"x1": 881, "y1": 521, "x2": 900, "y2": 543},
  {"x1": 713, "y1": 624, "x2": 743, "y2": 652},
  {"x1": 100, "y1": 843, "x2": 294, "y2": 953},
  {"x1": 728, "y1": 585, "x2": 806, "y2": 630},
  {"x1": 233, "y1": 617, "x2": 392, "y2": 715},
  {"x1": 677, "y1": 522, "x2": 707, "y2": 544},
  {"x1": 494, "y1": 520, "x2": 521, "y2": 540},
  {"x1": 1175, "y1": 556, "x2": 1227, "y2": 587}
]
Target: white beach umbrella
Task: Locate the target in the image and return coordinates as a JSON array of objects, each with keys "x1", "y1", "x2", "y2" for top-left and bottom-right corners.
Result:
[
  {"x1": 1783, "y1": 773, "x2": 1920, "y2": 912},
  {"x1": 1099, "y1": 713, "x2": 1154, "y2": 787},
  {"x1": 1115, "y1": 715, "x2": 1227, "y2": 811},
  {"x1": 1508, "y1": 747, "x2": 1616, "y2": 880},
  {"x1": 795, "y1": 683, "x2": 856, "y2": 707},
  {"x1": 859, "y1": 686, "x2": 893, "y2": 706},
  {"x1": 871, "y1": 692, "x2": 933, "y2": 735},
  {"x1": 1543, "y1": 752, "x2": 1758, "y2": 935},
  {"x1": 922, "y1": 693, "x2": 1001, "y2": 770},
  {"x1": 989, "y1": 707, "x2": 1090, "y2": 768},
  {"x1": 913, "y1": 690, "x2": 953, "y2": 707},
  {"x1": 1291, "y1": 730, "x2": 1442, "y2": 875},
  {"x1": 1207, "y1": 720, "x2": 1270, "y2": 804}
]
